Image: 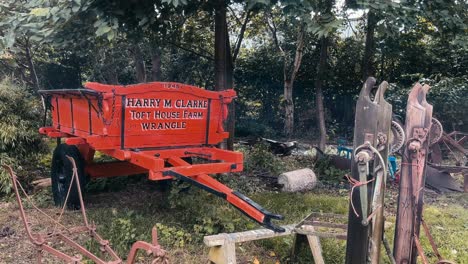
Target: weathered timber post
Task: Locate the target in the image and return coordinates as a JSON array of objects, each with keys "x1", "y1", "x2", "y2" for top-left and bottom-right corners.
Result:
[
  {"x1": 393, "y1": 83, "x2": 433, "y2": 264},
  {"x1": 345, "y1": 77, "x2": 392, "y2": 263}
]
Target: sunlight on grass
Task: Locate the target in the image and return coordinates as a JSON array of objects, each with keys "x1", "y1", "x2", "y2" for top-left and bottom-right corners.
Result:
[{"x1": 32, "y1": 185, "x2": 466, "y2": 264}]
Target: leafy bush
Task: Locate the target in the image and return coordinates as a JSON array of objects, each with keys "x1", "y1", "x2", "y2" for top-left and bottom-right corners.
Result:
[
  {"x1": 155, "y1": 223, "x2": 193, "y2": 248},
  {"x1": 241, "y1": 143, "x2": 284, "y2": 176},
  {"x1": 427, "y1": 75, "x2": 468, "y2": 131},
  {"x1": 314, "y1": 156, "x2": 349, "y2": 185},
  {"x1": 0, "y1": 78, "x2": 46, "y2": 194},
  {"x1": 167, "y1": 185, "x2": 249, "y2": 237},
  {"x1": 108, "y1": 217, "x2": 140, "y2": 255}
]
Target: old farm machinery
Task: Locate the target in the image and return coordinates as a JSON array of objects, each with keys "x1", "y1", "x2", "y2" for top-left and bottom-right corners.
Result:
[
  {"x1": 1, "y1": 81, "x2": 283, "y2": 263},
  {"x1": 345, "y1": 78, "x2": 393, "y2": 263},
  {"x1": 393, "y1": 83, "x2": 456, "y2": 264},
  {"x1": 4, "y1": 78, "x2": 461, "y2": 264},
  {"x1": 3, "y1": 161, "x2": 168, "y2": 264},
  {"x1": 343, "y1": 79, "x2": 456, "y2": 264},
  {"x1": 37, "y1": 82, "x2": 283, "y2": 232}
]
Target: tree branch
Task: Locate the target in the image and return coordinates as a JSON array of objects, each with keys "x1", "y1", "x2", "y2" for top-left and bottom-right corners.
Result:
[
  {"x1": 265, "y1": 11, "x2": 288, "y2": 81},
  {"x1": 265, "y1": 11, "x2": 285, "y2": 55},
  {"x1": 168, "y1": 41, "x2": 214, "y2": 61},
  {"x1": 228, "y1": 5, "x2": 242, "y2": 26},
  {"x1": 290, "y1": 25, "x2": 305, "y2": 82},
  {"x1": 232, "y1": 9, "x2": 251, "y2": 63}
]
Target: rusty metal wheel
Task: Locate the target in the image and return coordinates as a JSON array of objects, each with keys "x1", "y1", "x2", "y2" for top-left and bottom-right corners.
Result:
[
  {"x1": 390, "y1": 120, "x2": 405, "y2": 154},
  {"x1": 430, "y1": 118, "x2": 443, "y2": 145}
]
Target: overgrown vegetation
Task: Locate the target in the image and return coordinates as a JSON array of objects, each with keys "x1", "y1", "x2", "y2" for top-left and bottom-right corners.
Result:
[
  {"x1": 0, "y1": 78, "x2": 46, "y2": 194},
  {"x1": 16, "y1": 180, "x2": 465, "y2": 263}
]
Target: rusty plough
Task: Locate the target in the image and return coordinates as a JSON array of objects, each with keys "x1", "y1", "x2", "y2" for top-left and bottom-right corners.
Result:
[
  {"x1": 344, "y1": 77, "x2": 394, "y2": 263},
  {"x1": 393, "y1": 83, "x2": 455, "y2": 264},
  {"x1": 2, "y1": 156, "x2": 168, "y2": 264}
]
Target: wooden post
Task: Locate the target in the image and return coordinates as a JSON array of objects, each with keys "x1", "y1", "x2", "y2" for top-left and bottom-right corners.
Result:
[
  {"x1": 393, "y1": 83, "x2": 433, "y2": 264},
  {"x1": 345, "y1": 78, "x2": 392, "y2": 263},
  {"x1": 302, "y1": 225, "x2": 325, "y2": 264}
]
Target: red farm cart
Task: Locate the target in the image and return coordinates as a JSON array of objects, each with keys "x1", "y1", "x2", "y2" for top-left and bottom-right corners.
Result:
[{"x1": 39, "y1": 82, "x2": 284, "y2": 232}]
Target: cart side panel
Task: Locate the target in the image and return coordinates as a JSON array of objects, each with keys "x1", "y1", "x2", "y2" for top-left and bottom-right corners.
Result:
[
  {"x1": 119, "y1": 90, "x2": 229, "y2": 149},
  {"x1": 45, "y1": 83, "x2": 235, "y2": 150},
  {"x1": 50, "y1": 95, "x2": 109, "y2": 138}
]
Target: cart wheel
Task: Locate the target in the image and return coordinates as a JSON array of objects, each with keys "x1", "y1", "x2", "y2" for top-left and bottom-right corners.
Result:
[{"x1": 51, "y1": 143, "x2": 86, "y2": 209}]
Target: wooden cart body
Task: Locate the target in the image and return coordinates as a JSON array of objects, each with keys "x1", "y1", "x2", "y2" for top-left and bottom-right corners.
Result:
[{"x1": 39, "y1": 82, "x2": 283, "y2": 232}]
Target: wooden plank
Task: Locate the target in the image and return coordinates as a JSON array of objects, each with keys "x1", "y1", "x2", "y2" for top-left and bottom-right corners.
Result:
[
  {"x1": 411, "y1": 85, "x2": 433, "y2": 264},
  {"x1": 303, "y1": 226, "x2": 325, "y2": 264},
  {"x1": 296, "y1": 228, "x2": 347, "y2": 240},
  {"x1": 208, "y1": 242, "x2": 236, "y2": 264},
  {"x1": 204, "y1": 225, "x2": 296, "y2": 247}
]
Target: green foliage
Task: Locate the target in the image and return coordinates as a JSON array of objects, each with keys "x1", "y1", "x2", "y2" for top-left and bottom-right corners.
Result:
[
  {"x1": 386, "y1": 76, "x2": 468, "y2": 131},
  {"x1": 155, "y1": 223, "x2": 192, "y2": 248},
  {"x1": 168, "y1": 185, "x2": 249, "y2": 236},
  {"x1": 427, "y1": 76, "x2": 468, "y2": 131},
  {"x1": 314, "y1": 156, "x2": 349, "y2": 184},
  {"x1": 242, "y1": 143, "x2": 283, "y2": 176},
  {"x1": 107, "y1": 214, "x2": 140, "y2": 256},
  {"x1": 0, "y1": 0, "x2": 93, "y2": 48},
  {"x1": 0, "y1": 78, "x2": 45, "y2": 194}
]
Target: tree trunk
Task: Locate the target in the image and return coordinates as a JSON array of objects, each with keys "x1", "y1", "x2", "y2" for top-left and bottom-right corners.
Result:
[
  {"x1": 284, "y1": 80, "x2": 294, "y2": 137},
  {"x1": 361, "y1": 10, "x2": 378, "y2": 80},
  {"x1": 315, "y1": 36, "x2": 329, "y2": 150},
  {"x1": 281, "y1": 26, "x2": 305, "y2": 138},
  {"x1": 151, "y1": 49, "x2": 161, "y2": 81},
  {"x1": 134, "y1": 43, "x2": 146, "y2": 83},
  {"x1": 214, "y1": 0, "x2": 227, "y2": 92},
  {"x1": 225, "y1": 23, "x2": 235, "y2": 150},
  {"x1": 24, "y1": 38, "x2": 40, "y2": 91}
]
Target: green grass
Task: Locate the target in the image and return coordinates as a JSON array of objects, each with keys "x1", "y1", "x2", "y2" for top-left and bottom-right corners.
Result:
[{"x1": 4, "y1": 180, "x2": 467, "y2": 264}]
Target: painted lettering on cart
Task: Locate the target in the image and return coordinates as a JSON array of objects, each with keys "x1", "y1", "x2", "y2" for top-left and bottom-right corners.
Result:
[
  {"x1": 126, "y1": 98, "x2": 208, "y2": 109},
  {"x1": 126, "y1": 97, "x2": 208, "y2": 131}
]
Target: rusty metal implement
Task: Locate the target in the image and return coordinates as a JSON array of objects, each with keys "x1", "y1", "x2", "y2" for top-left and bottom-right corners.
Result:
[
  {"x1": 38, "y1": 82, "x2": 283, "y2": 232},
  {"x1": 393, "y1": 82, "x2": 432, "y2": 264},
  {"x1": 393, "y1": 83, "x2": 457, "y2": 264},
  {"x1": 345, "y1": 77, "x2": 392, "y2": 264},
  {"x1": 3, "y1": 159, "x2": 168, "y2": 264}
]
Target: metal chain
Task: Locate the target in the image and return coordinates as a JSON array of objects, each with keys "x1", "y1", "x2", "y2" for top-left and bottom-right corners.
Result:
[{"x1": 102, "y1": 89, "x2": 116, "y2": 126}]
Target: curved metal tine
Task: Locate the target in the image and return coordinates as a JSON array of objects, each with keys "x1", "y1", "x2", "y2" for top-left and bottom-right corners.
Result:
[
  {"x1": 65, "y1": 155, "x2": 90, "y2": 228},
  {"x1": 373, "y1": 81, "x2": 389, "y2": 104},
  {"x1": 1, "y1": 165, "x2": 42, "y2": 245},
  {"x1": 359, "y1": 77, "x2": 377, "y2": 102}
]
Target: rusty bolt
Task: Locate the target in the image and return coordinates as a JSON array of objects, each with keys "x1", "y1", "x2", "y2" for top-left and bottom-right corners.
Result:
[
  {"x1": 408, "y1": 140, "x2": 421, "y2": 151},
  {"x1": 355, "y1": 151, "x2": 371, "y2": 163}
]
